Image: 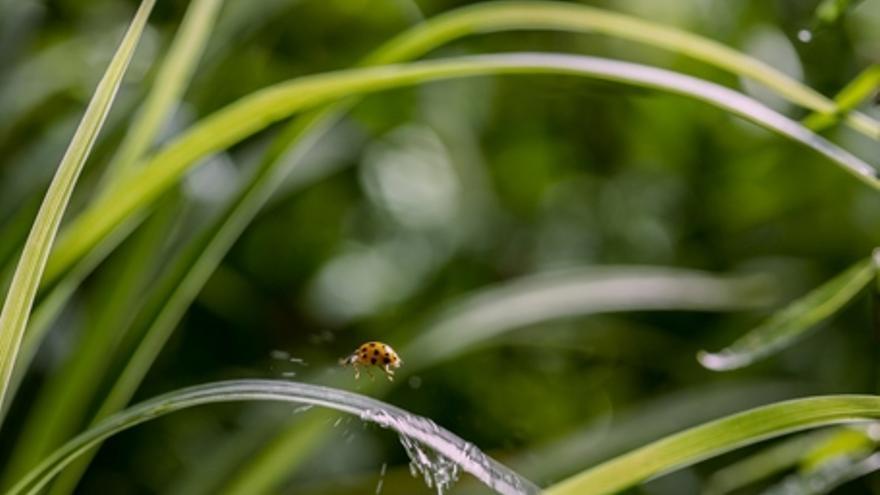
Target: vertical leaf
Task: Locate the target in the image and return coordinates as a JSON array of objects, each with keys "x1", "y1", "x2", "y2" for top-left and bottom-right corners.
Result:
[{"x1": 0, "y1": 0, "x2": 155, "y2": 414}]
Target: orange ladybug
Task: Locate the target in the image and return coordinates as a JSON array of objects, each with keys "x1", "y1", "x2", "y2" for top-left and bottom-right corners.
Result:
[{"x1": 339, "y1": 341, "x2": 403, "y2": 381}]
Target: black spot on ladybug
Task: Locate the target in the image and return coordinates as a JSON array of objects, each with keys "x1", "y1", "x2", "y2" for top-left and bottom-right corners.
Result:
[
  {"x1": 371, "y1": 358, "x2": 377, "y2": 364},
  {"x1": 373, "y1": 350, "x2": 379, "y2": 356},
  {"x1": 370, "y1": 343, "x2": 376, "y2": 347},
  {"x1": 383, "y1": 357, "x2": 391, "y2": 364}
]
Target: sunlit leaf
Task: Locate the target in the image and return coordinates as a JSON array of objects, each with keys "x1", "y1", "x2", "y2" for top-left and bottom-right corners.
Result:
[
  {"x1": 0, "y1": 0, "x2": 225, "y2": 484},
  {"x1": 43, "y1": 54, "x2": 880, "y2": 290},
  {"x1": 368, "y1": 1, "x2": 879, "y2": 139},
  {"x1": 544, "y1": 395, "x2": 880, "y2": 495},
  {"x1": 0, "y1": 0, "x2": 155, "y2": 415}
]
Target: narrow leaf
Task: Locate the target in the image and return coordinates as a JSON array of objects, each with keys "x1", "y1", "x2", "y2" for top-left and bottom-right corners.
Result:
[
  {"x1": 8, "y1": 380, "x2": 540, "y2": 495},
  {"x1": 544, "y1": 395, "x2": 880, "y2": 495},
  {"x1": 42, "y1": 54, "x2": 880, "y2": 288},
  {"x1": 1, "y1": 0, "x2": 225, "y2": 482},
  {"x1": 100, "y1": 0, "x2": 224, "y2": 186},
  {"x1": 699, "y1": 258, "x2": 874, "y2": 371},
  {"x1": 0, "y1": 0, "x2": 155, "y2": 413},
  {"x1": 367, "y1": 1, "x2": 880, "y2": 139},
  {"x1": 405, "y1": 267, "x2": 772, "y2": 369}
]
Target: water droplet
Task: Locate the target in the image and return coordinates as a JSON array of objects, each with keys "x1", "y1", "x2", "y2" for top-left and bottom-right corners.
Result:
[
  {"x1": 358, "y1": 408, "x2": 537, "y2": 495},
  {"x1": 797, "y1": 29, "x2": 813, "y2": 43},
  {"x1": 375, "y1": 462, "x2": 387, "y2": 494}
]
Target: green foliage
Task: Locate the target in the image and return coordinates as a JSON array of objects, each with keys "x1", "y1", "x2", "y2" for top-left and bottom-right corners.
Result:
[
  {"x1": 544, "y1": 396, "x2": 880, "y2": 495},
  {"x1": 0, "y1": 0, "x2": 155, "y2": 415},
  {"x1": 1, "y1": 1, "x2": 879, "y2": 494}
]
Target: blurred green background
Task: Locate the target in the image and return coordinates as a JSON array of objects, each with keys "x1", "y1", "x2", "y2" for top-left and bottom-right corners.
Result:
[{"x1": 1, "y1": 0, "x2": 879, "y2": 493}]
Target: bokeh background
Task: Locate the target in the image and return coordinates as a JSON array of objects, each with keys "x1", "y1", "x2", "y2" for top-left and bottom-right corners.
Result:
[{"x1": 1, "y1": 0, "x2": 879, "y2": 493}]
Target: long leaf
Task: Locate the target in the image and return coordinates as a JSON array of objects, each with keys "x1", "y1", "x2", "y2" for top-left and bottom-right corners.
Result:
[
  {"x1": 0, "y1": 0, "x2": 155, "y2": 413},
  {"x1": 41, "y1": 53, "x2": 879, "y2": 289},
  {"x1": 7, "y1": 380, "x2": 540, "y2": 495},
  {"x1": 1, "y1": 0, "x2": 225, "y2": 482},
  {"x1": 405, "y1": 266, "x2": 772, "y2": 369},
  {"x1": 543, "y1": 395, "x2": 880, "y2": 495},
  {"x1": 99, "y1": 0, "x2": 224, "y2": 186},
  {"x1": 365, "y1": 1, "x2": 880, "y2": 139},
  {"x1": 699, "y1": 257, "x2": 875, "y2": 371},
  {"x1": 512, "y1": 382, "x2": 810, "y2": 488}
]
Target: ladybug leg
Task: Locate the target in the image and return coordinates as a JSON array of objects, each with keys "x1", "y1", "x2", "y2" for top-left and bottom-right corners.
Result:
[
  {"x1": 383, "y1": 365, "x2": 395, "y2": 381},
  {"x1": 353, "y1": 364, "x2": 360, "y2": 380}
]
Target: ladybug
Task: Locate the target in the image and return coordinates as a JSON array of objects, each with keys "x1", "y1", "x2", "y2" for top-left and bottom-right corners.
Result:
[{"x1": 339, "y1": 341, "x2": 403, "y2": 381}]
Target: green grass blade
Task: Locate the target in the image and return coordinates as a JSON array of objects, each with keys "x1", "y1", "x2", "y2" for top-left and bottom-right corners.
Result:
[
  {"x1": 803, "y1": 64, "x2": 880, "y2": 132},
  {"x1": 0, "y1": 201, "x2": 180, "y2": 488},
  {"x1": 366, "y1": 1, "x2": 880, "y2": 139},
  {"x1": 42, "y1": 53, "x2": 880, "y2": 289},
  {"x1": 508, "y1": 381, "x2": 807, "y2": 487},
  {"x1": 99, "y1": 0, "x2": 224, "y2": 187},
  {"x1": 698, "y1": 257, "x2": 875, "y2": 371},
  {"x1": 543, "y1": 396, "x2": 880, "y2": 495},
  {"x1": 0, "y1": 0, "x2": 155, "y2": 414},
  {"x1": 0, "y1": 215, "x2": 144, "y2": 425},
  {"x1": 2, "y1": 0, "x2": 224, "y2": 482},
  {"x1": 7, "y1": 380, "x2": 540, "y2": 495}
]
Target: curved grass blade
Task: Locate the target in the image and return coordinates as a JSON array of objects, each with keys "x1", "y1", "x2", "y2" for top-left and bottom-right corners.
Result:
[
  {"x1": 511, "y1": 381, "x2": 808, "y2": 487},
  {"x1": 41, "y1": 53, "x2": 880, "y2": 289},
  {"x1": 0, "y1": 0, "x2": 155, "y2": 413},
  {"x1": 366, "y1": 1, "x2": 880, "y2": 139},
  {"x1": 405, "y1": 266, "x2": 772, "y2": 369},
  {"x1": 543, "y1": 395, "x2": 880, "y2": 495},
  {"x1": 7, "y1": 379, "x2": 540, "y2": 495},
  {"x1": 803, "y1": 64, "x2": 880, "y2": 133},
  {"x1": 219, "y1": 268, "x2": 775, "y2": 493},
  {"x1": 698, "y1": 257, "x2": 875, "y2": 371}
]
